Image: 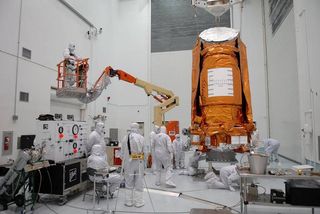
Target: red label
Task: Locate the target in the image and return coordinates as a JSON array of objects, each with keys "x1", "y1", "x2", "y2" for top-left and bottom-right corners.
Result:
[{"x1": 59, "y1": 133, "x2": 64, "y2": 139}]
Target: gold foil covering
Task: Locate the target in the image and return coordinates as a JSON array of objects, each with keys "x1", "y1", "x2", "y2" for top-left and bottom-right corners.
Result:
[{"x1": 191, "y1": 36, "x2": 255, "y2": 147}]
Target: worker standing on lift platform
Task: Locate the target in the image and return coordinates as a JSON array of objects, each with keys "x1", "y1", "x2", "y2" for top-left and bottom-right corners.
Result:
[{"x1": 63, "y1": 43, "x2": 81, "y2": 87}]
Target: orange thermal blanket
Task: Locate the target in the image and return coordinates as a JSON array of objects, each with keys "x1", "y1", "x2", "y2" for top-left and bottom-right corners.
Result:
[{"x1": 191, "y1": 37, "x2": 254, "y2": 146}]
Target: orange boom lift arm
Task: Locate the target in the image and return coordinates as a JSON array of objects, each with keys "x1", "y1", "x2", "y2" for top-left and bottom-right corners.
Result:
[{"x1": 100, "y1": 66, "x2": 179, "y2": 126}]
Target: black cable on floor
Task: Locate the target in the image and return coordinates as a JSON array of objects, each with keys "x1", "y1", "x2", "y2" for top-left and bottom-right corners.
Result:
[
  {"x1": 179, "y1": 193, "x2": 240, "y2": 214},
  {"x1": 44, "y1": 203, "x2": 59, "y2": 214}
]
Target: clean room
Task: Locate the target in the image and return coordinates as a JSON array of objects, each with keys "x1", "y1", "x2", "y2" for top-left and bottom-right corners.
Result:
[{"x1": 0, "y1": 0, "x2": 320, "y2": 213}]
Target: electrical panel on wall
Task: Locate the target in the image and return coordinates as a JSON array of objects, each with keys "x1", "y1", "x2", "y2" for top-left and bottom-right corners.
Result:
[
  {"x1": 109, "y1": 128, "x2": 118, "y2": 141},
  {"x1": 34, "y1": 121, "x2": 88, "y2": 163}
]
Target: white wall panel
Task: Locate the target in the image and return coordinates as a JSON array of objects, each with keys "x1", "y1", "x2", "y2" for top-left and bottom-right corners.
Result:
[
  {"x1": 103, "y1": 0, "x2": 149, "y2": 106},
  {"x1": 50, "y1": 101, "x2": 81, "y2": 121},
  {"x1": 15, "y1": 60, "x2": 52, "y2": 135},
  {"x1": 0, "y1": 52, "x2": 16, "y2": 131},
  {"x1": 233, "y1": 0, "x2": 268, "y2": 139},
  {"x1": 99, "y1": 0, "x2": 151, "y2": 141},
  {"x1": 106, "y1": 104, "x2": 150, "y2": 143},
  {"x1": 0, "y1": 0, "x2": 20, "y2": 54},
  {"x1": 263, "y1": 4, "x2": 301, "y2": 161},
  {"x1": 20, "y1": 0, "x2": 91, "y2": 70},
  {"x1": 151, "y1": 51, "x2": 192, "y2": 131},
  {"x1": 294, "y1": 0, "x2": 320, "y2": 165}
]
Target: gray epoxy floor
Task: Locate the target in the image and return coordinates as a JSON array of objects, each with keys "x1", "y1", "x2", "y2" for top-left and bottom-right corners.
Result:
[{"x1": 2, "y1": 151, "x2": 320, "y2": 214}]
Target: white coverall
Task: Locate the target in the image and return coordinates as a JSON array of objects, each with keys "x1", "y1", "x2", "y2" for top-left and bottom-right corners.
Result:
[
  {"x1": 264, "y1": 138, "x2": 280, "y2": 162},
  {"x1": 153, "y1": 126, "x2": 176, "y2": 188},
  {"x1": 179, "y1": 150, "x2": 206, "y2": 176},
  {"x1": 150, "y1": 125, "x2": 160, "y2": 173},
  {"x1": 63, "y1": 43, "x2": 81, "y2": 87},
  {"x1": 205, "y1": 165, "x2": 240, "y2": 191},
  {"x1": 251, "y1": 129, "x2": 260, "y2": 144},
  {"x1": 86, "y1": 122, "x2": 105, "y2": 155},
  {"x1": 120, "y1": 123, "x2": 145, "y2": 208},
  {"x1": 87, "y1": 144, "x2": 122, "y2": 196},
  {"x1": 173, "y1": 134, "x2": 185, "y2": 169}
]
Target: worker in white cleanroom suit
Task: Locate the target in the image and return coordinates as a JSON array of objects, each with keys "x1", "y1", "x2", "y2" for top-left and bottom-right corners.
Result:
[
  {"x1": 153, "y1": 126, "x2": 176, "y2": 188},
  {"x1": 120, "y1": 123, "x2": 145, "y2": 208},
  {"x1": 264, "y1": 138, "x2": 280, "y2": 162},
  {"x1": 86, "y1": 122, "x2": 105, "y2": 155},
  {"x1": 150, "y1": 125, "x2": 160, "y2": 173},
  {"x1": 181, "y1": 128, "x2": 191, "y2": 151},
  {"x1": 87, "y1": 144, "x2": 122, "y2": 197},
  {"x1": 205, "y1": 165, "x2": 240, "y2": 191},
  {"x1": 179, "y1": 149, "x2": 206, "y2": 176},
  {"x1": 63, "y1": 43, "x2": 81, "y2": 87},
  {"x1": 251, "y1": 129, "x2": 260, "y2": 144},
  {"x1": 173, "y1": 134, "x2": 185, "y2": 169}
]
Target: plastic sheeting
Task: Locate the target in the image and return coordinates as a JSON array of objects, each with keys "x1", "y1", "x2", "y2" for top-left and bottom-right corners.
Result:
[
  {"x1": 77, "y1": 75, "x2": 111, "y2": 103},
  {"x1": 57, "y1": 75, "x2": 111, "y2": 104},
  {"x1": 191, "y1": 27, "x2": 254, "y2": 146}
]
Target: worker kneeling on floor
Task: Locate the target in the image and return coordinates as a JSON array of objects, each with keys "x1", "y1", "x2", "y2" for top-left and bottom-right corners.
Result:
[{"x1": 205, "y1": 165, "x2": 240, "y2": 191}]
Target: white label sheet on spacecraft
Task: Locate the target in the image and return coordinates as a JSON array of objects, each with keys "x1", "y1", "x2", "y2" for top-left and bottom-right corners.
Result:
[{"x1": 207, "y1": 67, "x2": 234, "y2": 97}]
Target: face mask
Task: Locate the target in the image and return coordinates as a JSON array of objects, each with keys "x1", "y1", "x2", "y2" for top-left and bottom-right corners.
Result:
[{"x1": 96, "y1": 124, "x2": 104, "y2": 135}]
